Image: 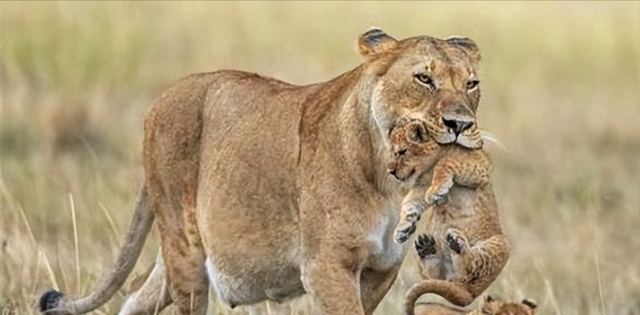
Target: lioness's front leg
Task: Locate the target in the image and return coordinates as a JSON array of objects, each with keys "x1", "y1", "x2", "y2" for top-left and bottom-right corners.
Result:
[
  {"x1": 360, "y1": 266, "x2": 401, "y2": 315},
  {"x1": 302, "y1": 257, "x2": 365, "y2": 315},
  {"x1": 301, "y1": 226, "x2": 371, "y2": 315}
]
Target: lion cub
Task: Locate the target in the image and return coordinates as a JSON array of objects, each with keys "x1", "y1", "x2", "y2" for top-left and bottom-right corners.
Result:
[
  {"x1": 386, "y1": 117, "x2": 510, "y2": 311},
  {"x1": 414, "y1": 295, "x2": 537, "y2": 315}
]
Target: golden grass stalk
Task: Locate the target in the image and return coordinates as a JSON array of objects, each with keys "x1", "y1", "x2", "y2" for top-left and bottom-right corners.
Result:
[
  {"x1": 99, "y1": 201, "x2": 122, "y2": 247},
  {"x1": 544, "y1": 279, "x2": 562, "y2": 315},
  {"x1": 40, "y1": 250, "x2": 60, "y2": 292},
  {"x1": 1, "y1": 178, "x2": 60, "y2": 291},
  {"x1": 595, "y1": 252, "x2": 607, "y2": 315},
  {"x1": 69, "y1": 193, "x2": 80, "y2": 294}
]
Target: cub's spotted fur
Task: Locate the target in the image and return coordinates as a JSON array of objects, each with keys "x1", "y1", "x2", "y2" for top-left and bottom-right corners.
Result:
[
  {"x1": 387, "y1": 117, "x2": 510, "y2": 313},
  {"x1": 389, "y1": 117, "x2": 491, "y2": 244},
  {"x1": 414, "y1": 295, "x2": 537, "y2": 315}
]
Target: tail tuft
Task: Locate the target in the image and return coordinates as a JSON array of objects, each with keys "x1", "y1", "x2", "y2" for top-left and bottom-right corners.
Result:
[{"x1": 39, "y1": 290, "x2": 64, "y2": 313}]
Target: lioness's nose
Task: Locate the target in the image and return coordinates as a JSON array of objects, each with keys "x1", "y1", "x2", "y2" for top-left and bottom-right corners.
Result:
[{"x1": 442, "y1": 118, "x2": 474, "y2": 135}]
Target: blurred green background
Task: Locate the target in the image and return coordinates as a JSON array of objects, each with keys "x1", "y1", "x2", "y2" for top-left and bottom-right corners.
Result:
[{"x1": 1, "y1": 2, "x2": 638, "y2": 314}]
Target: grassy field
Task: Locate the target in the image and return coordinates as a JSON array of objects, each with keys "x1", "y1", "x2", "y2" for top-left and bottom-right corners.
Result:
[{"x1": 1, "y1": 2, "x2": 639, "y2": 315}]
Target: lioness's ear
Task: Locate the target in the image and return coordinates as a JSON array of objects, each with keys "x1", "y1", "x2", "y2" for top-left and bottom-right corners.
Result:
[
  {"x1": 446, "y1": 36, "x2": 481, "y2": 64},
  {"x1": 358, "y1": 27, "x2": 398, "y2": 59}
]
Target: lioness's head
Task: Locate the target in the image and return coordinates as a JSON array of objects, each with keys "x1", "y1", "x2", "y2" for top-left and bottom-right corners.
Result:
[
  {"x1": 358, "y1": 28, "x2": 483, "y2": 149},
  {"x1": 387, "y1": 117, "x2": 441, "y2": 183}
]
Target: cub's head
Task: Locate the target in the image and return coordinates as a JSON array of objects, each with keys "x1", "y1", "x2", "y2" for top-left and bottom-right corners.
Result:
[
  {"x1": 387, "y1": 117, "x2": 441, "y2": 183},
  {"x1": 481, "y1": 295, "x2": 538, "y2": 315},
  {"x1": 358, "y1": 28, "x2": 483, "y2": 149}
]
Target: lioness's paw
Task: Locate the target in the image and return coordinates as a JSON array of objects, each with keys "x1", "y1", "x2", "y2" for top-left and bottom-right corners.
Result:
[
  {"x1": 415, "y1": 234, "x2": 437, "y2": 258},
  {"x1": 445, "y1": 231, "x2": 467, "y2": 255},
  {"x1": 394, "y1": 221, "x2": 417, "y2": 244}
]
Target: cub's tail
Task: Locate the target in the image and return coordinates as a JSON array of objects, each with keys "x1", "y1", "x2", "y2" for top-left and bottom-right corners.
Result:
[
  {"x1": 40, "y1": 186, "x2": 155, "y2": 315},
  {"x1": 403, "y1": 279, "x2": 474, "y2": 315}
]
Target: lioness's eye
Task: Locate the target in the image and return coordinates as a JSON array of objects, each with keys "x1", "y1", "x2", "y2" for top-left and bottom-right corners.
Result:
[
  {"x1": 414, "y1": 74, "x2": 435, "y2": 90},
  {"x1": 467, "y1": 79, "x2": 480, "y2": 91}
]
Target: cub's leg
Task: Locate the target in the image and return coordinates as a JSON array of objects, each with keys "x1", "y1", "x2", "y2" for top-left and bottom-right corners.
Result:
[
  {"x1": 119, "y1": 251, "x2": 172, "y2": 315},
  {"x1": 394, "y1": 188, "x2": 427, "y2": 244},
  {"x1": 445, "y1": 229, "x2": 510, "y2": 297},
  {"x1": 414, "y1": 234, "x2": 444, "y2": 280},
  {"x1": 424, "y1": 151, "x2": 491, "y2": 206}
]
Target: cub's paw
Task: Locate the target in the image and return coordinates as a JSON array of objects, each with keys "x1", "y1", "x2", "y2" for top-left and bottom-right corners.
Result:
[
  {"x1": 394, "y1": 221, "x2": 417, "y2": 244},
  {"x1": 401, "y1": 201, "x2": 425, "y2": 222},
  {"x1": 425, "y1": 178, "x2": 454, "y2": 206},
  {"x1": 445, "y1": 231, "x2": 467, "y2": 255},
  {"x1": 415, "y1": 234, "x2": 437, "y2": 259},
  {"x1": 425, "y1": 190, "x2": 448, "y2": 206}
]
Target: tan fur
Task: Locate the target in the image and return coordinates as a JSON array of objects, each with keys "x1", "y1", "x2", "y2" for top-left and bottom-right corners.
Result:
[
  {"x1": 386, "y1": 118, "x2": 510, "y2": 313},
  {"x1": 389, "y1": 117, "x2": 491, "y2": 244},
  {"x1": 39, "y1": 29, "x2": 484, "y2": 315},
  {"x1": 414, "y1": 295, "x2": 537, "y2": 315}
]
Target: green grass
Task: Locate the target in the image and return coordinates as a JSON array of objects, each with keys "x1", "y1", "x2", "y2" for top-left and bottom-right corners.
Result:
[{"x1": 1, "y1": 2, "x2": 639, "y2": 314}]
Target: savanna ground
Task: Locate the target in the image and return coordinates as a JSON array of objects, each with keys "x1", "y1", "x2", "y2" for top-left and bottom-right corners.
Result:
[{"x1": 1, "y1": 2, "x2": 639, "y2": 315}]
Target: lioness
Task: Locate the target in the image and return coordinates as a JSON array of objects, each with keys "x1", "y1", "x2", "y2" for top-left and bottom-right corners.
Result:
[
  {"x1": 39, "y1": 28, "x2": 484, "y2": 315},
  {"x1": 414, "y1": 295, "x2": 537, "y2": 315},
  {"x1": 385, "y1": 119, "x2": 510, "y2": 312}
]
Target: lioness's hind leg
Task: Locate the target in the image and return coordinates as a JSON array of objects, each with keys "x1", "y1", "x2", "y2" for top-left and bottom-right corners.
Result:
[
  {"x1": 119, "y1": 251, "x2": 172, "y2": 315},
  {"x1": 154, "y1": 198, "x2": 208, "y2": 315},
  {"x1": 144, "y1": 93, "x2": 209, "y2": 315}
]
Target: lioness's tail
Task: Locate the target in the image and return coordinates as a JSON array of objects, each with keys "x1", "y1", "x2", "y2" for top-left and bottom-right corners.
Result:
[
  {"x1": 403, "y1": 280, "x2": 474, "y2": 315},
  {"x1": 40, "y1": 186, "x2": 155, "y2": 315}
]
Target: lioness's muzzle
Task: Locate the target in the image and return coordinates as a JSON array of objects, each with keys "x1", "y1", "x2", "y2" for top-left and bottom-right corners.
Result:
[{"x1": 442, "y1": 118, "x2": 474, "y2": 136}]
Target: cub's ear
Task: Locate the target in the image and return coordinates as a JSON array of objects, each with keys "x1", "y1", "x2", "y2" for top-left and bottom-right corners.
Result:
[
  {"x1": 407, "y1": 121, "x2": 428, "y2": 143},
  {"x1": 479, "y1": 294, "x2": 497, "y2": 313},
  {"x1": 357, "y1": 27, "x2": 398, "y2": 58},
  {"x1": 522, "y1": 299, "x2": 538, "y2": 313},
  {"x1": 446, "y1": 36, "x2": 481, "y2": 64}
]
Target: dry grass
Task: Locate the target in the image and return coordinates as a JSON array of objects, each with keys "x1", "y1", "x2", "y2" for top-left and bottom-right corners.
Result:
[{"x1": 1, "y1": 2, "x2": 639, "y2": 315}]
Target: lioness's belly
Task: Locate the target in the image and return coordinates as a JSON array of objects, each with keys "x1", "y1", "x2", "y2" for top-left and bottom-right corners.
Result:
[{"x1": 196, "y1": 74, "x2": 304, "y2": 306}]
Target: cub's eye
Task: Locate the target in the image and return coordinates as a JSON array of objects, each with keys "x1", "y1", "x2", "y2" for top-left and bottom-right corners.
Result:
[
  {"x1": 414, "y1": 73, "x2": 435, "y2": 90},
  {"x1": 466, "y1": 79, "x2": 480, "y2": 91}
]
